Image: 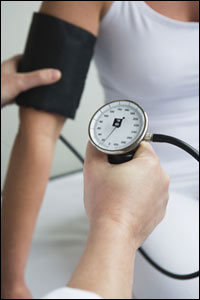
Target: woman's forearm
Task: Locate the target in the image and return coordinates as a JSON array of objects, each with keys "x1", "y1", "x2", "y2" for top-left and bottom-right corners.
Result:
[
  {"x1": 1, "y1": 131, "x2": 56, "y2": 286},
  {"x1": 68, "y1": 221, "x2": 137, "y2": 299},
  {"x1": 1, "y1": 108, "x2": 65, "y2": 296}
]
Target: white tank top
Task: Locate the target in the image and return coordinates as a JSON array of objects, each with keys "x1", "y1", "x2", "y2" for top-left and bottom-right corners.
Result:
[{"x1": 94, "y1": 1, "x2": 199, "y2": 184}]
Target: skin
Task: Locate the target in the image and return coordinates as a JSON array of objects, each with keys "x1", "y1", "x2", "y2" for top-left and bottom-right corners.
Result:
[
  {"x1": 1, "y1": 2, "x2": 198, "y2": 299},
  {"x1": 145, "y1": 1, "x2": 199, "y2": 22},
  {"x1": 1, "y1": 54, "x2": 62, "y2": 108},
  {"x1": 68, "y1": 141, "x2": 169, "y2": 299}
]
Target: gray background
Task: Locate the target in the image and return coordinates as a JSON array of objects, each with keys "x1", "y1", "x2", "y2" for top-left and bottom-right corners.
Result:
[{"x1": 1, "y1": 1, "x2": 104, "y2": 189}]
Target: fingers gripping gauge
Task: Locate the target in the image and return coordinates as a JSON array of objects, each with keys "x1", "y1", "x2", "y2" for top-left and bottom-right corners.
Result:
[
  {"x1": 88, "y1": 99, "x2": 199, "y2": 280},
  {"x1": 88, "y1": 100, "x2": 150, "y2": 164},
  {"x1": 59, "y1": 101, "x2": 198, "y2": 280}
]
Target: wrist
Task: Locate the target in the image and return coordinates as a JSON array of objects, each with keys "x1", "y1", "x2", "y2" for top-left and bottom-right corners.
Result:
[{"x1": 89, "y1": 218, "x2": 138, "y2": 252}]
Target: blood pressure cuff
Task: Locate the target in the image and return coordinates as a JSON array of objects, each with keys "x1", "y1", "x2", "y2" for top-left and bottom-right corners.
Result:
[{"x1": 16, "y1": 12, "x2": 96, "y2": 119}]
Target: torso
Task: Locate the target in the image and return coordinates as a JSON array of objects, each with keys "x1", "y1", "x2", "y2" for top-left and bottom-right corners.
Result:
[
  {"x1": 94, "y1": 10, "x2": 199, "y2": 297},
  {"x1": 95, "y1": 0, "x2": 199, "y2": 167},
  {"x1": 102, "y1": 1, "x2": 199, "y2": 23}
]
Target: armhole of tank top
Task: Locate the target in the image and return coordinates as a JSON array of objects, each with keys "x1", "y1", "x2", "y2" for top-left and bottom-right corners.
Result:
[{"x1": 100, "y1": 1, "x2": 118, "y2": 28}]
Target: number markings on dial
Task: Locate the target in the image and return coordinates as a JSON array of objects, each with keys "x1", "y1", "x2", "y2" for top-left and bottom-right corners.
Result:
[{"x1": 90, "y1": 101, "x2": 146, "y2": 152}]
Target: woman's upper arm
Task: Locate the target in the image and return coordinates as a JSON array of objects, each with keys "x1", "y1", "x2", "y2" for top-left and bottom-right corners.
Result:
[
  {"x1": 39, "y1": 1, "x2": 105, "y2": 36},
  {"x1": 19, "y1": 2, "x2": 105, "y2": 139}
]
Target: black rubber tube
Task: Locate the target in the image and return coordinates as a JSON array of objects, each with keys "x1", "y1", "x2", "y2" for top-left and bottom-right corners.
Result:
[
  {"x1": 141, "y1": 133, "x2": 199, "y2": 279},
  {"x1": 152, "y1": 134, "x2": 199, "y2": 161},
  {"x1": 59, "y1": 135, "x2": 84, "y2": 165}
]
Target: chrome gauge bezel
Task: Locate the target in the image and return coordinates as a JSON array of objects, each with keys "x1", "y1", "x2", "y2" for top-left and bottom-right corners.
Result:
[{"x1": 88, "y1": 99, "x2": 148, "y2": 155}]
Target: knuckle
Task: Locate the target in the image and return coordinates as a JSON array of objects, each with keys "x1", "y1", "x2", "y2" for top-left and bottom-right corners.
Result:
[
  {"x1": 164, "y1": 193, "x2": 169, "y2": 207},
  {"x1": 159, "y1": 205, "x2": 167, "y2": 222},
  {"x1": 163, "y1": 172, "x2": 170, "y2": 190},
  {"x1": 166, "y1": 192, "x2": 170, "y2": 204},
  {"x1": 162, "y1": 208, "x2": 167, "y2": 220},
  {"x1": 163, "y1": 194, "x2": 169, "y2": 213},
  {"x1": 36, "y1": 70, "x2": 46, "y2": 81},
  {"x1": 147, "y1": 155, "x2": 160, "y2": 170},
  {"x1": 157, "y1": 211, "x2": 164, "y2": 224},
  {"x1": 16, "y1": 75, "x2": 25, "y2": 91},
  {"x1": 38, "y1": 70, "x2": 51, "y2": 81},
  {"x1": 165, "y1": 174, "x2": 170, "y2": 187}
]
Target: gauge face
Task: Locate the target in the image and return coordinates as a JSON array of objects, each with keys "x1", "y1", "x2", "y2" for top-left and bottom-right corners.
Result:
[{"x1": 89, "y1": 100, "x2": 148, "y2": 154}]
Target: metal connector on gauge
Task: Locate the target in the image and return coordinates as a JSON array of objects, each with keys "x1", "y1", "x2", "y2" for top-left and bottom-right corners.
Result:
[{"x1": 144, "y1": 132, "x2": 153, "y2": 141}]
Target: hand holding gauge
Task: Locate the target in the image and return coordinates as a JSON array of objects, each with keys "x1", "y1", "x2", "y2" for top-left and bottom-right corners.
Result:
[
  {"x1": 88, "y1": 99, "x2": 199, "y2": 279},
  {"x1": 59, "y1": 99, "x2": 199, "y2": 280}
]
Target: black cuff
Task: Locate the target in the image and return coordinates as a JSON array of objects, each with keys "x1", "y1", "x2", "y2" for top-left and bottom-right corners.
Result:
[{"x1": 16, "y1": 12, "x2": 97, "y2": 119}]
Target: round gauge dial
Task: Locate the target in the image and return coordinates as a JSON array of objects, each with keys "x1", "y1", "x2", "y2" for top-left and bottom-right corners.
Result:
[{"x1": 88, "y1": 100, "x2": 148, "y2": 155}]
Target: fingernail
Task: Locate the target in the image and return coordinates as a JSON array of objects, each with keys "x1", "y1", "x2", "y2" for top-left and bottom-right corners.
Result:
[{"x1": 51, "y1": 70, "x2": 62, "y2": 80}]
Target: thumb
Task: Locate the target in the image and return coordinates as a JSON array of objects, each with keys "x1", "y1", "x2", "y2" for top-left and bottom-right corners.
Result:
[{"x1": 17, "y1": 69, "x2": 62, "y2": 92}]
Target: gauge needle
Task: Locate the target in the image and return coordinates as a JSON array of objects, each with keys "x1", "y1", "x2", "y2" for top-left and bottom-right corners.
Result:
[{"x1": 104, "y1": 127, "x2": 117, "y2": 142}]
